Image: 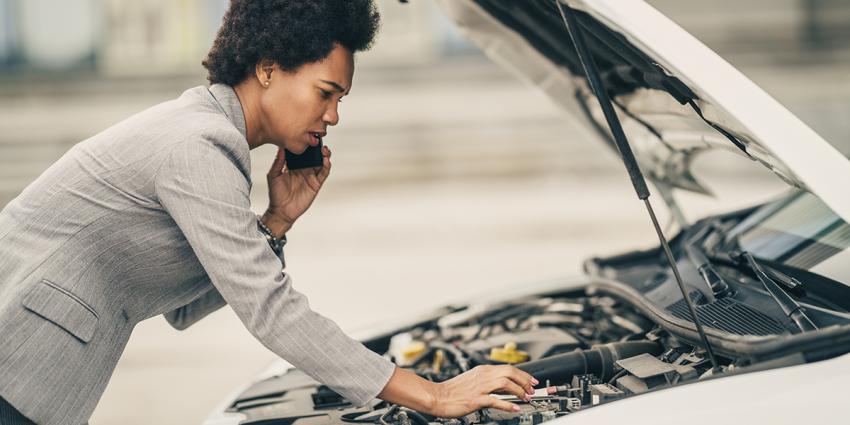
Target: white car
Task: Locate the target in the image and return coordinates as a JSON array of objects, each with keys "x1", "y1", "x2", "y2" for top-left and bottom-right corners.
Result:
[{"x1": 205, "y1": 1, "x2": 850, "y2": 424}]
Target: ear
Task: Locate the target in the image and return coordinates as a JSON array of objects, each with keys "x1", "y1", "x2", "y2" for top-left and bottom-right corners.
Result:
[{"x1": 254, "y1": 59, "x2": 276, "y2": 85}]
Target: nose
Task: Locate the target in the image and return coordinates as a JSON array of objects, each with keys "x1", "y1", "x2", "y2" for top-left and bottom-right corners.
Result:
[{"x1": 323, "y1": 102, "x2": 339, "y2": 126}]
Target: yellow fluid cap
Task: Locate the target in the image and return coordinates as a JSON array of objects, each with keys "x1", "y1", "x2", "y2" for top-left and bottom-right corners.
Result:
[
  {"x1": 489, "y1": 342, "x2": 529, "y2": 364},
  {"x1": 432, "y1": 349, "x2": 445, "y2": 374},
  {"x1": 401, "y1": 341, "x2": 427, "y2": 361}
]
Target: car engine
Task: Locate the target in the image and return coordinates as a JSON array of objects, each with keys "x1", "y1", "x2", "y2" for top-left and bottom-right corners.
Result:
[
  {"x1": 228, "y1": 289, "x2": 727, "y2": 425},
  {"x1": 367, "y1": 293, "x2": 711, "y2": 425}
]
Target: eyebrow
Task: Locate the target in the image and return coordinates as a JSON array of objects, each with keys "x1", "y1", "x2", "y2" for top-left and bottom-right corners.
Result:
[{"x1": 319, "y1": 79, "x2": 348, "y2": 94}]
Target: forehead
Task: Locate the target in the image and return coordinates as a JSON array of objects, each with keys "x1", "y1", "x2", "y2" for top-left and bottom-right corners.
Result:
[{"x1": 296, "y1": 44, "x2": 354, "y2": 91}]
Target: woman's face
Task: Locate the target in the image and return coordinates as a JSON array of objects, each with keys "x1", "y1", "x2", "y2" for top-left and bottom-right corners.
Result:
[{"x1": 258, "y1": 44, "x2": 354, "y2": 153}]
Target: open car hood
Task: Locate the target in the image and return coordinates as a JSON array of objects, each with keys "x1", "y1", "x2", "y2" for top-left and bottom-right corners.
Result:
[{"x1": 435, "y1": 0, "x2": 850, "y2": 223}]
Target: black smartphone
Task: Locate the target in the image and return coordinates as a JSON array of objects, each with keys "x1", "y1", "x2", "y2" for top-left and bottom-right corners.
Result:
[{"x1": 284, "y1": 138, "x2": 324, "y2": 170}]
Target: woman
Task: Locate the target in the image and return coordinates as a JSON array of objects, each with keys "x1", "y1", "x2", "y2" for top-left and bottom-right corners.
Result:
[{"x1": 0, "y1": 1, "x2": 538, "y2": 424}]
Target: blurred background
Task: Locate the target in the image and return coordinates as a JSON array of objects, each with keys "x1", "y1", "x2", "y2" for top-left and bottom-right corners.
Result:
[{"x1": 0, "y1": 1, "x2": 848, "y2": 424}]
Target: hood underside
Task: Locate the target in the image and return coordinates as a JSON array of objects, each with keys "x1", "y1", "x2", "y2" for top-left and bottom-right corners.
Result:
[{"x1": 436, "y1": 0, "x2": 850, "y2": 223}]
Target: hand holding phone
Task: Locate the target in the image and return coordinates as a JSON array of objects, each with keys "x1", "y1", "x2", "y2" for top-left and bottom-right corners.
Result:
[{"x1": 264, "y1": 142, "x2": 331, "y2": 236}]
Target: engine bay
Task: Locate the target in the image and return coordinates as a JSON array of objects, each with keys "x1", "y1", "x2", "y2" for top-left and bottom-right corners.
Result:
[
  {"x1": 226, "y1": 289, "x2": 754, "y2": 425},
  {"x1": 375, "y1": 293, "x2": 714, "y2": 425},
  {"x1": 225, "y1": 203, "x2": 850, "y2": 424}
]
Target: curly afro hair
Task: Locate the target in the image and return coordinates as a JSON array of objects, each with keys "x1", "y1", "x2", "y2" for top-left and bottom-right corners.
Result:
[{"x1": 203, "y1": 0, "x2": 381, "y2": 86}]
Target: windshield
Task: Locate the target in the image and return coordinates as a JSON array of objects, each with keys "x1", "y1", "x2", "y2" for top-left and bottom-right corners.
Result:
[{"x1": 724, "y1": 191, "x2": 850, "y2": 285}]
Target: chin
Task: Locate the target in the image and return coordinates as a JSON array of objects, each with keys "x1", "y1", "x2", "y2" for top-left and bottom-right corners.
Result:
[{"x1": 278, "y1": 140, "x2": 307, "y2": 154}]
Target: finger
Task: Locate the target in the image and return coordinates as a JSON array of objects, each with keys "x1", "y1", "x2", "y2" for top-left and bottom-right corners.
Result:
[
  {"x1": 504, "y1": 366, "x2": 537, "y2": 395},
  {"x1": 292, "y1": 168, "x2": 320, "y2": 192},
  {"x1": 268, "y1": 148, "x2": 286, "y2": 178},
  {"x1": 301, "y1": 167, "x2": 322, "y2": 192},
  {"x1": 493, "y1": 379, "x2": 530, "y2": 402},
  {"x1": 322, "y1": 145, "x2": 331, "y2": 158},
  {"x1": 485, "y1": 376, "x2": 509, "y2": 394},
  {"x1": 317, "y1": 153, "x2": 330, "y2": 174},
  {"x1": 479, "y1": 396, "x2": 520, "y2": 413},
  {"x1": 317, "y1": 157, "x2": 331, "y2": 184}
]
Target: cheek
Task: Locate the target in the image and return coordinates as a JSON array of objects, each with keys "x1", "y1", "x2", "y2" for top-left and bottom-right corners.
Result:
[
  {"x1": 260, "y1": 86, "x2": 322, "y2": 143},
  {"x1": 286, "y1": 83, "x2": 325, "y2": 115},
  {"x1": 260, "y1": 93, "x2": 295, "y2": 137}
]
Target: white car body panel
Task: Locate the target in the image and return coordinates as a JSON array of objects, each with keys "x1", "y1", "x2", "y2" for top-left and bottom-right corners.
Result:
[{"x1": 558, "y1": 352, "x2": 850, "y2": 424}]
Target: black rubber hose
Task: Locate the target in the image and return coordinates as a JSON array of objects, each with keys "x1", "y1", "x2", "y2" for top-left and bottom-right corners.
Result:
[{"x1": 516, "y1": 341, "x2": 662, "y2": 382}]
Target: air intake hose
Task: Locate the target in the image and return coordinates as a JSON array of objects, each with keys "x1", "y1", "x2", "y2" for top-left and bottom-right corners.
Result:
[{"x1": 516, "y1": 341, "x2": 662, "y2": 382}]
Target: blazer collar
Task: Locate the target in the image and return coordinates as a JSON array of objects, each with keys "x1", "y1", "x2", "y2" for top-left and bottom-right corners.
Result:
[{"x1": 208, "y1": 83, "x2": 248, "y2": 140}]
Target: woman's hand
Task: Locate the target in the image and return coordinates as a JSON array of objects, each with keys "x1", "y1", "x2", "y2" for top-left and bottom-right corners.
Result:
[
  {"x1": 378, "y1": 365, "x2": 539, "y2": 419},
  {"x1": 261, "y1": 146, "x2": 331, "y2": 237},
  {"x1": 430, "y1": 365, "x2": 538, "y2": 417}
]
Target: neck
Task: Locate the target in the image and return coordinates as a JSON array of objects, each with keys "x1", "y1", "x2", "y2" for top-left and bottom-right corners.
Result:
[{"x1": 233, "y1": 81, "x2": 266, "y2": 150}]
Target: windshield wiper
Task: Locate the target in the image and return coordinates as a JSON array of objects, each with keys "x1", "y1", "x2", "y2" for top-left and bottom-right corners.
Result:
[
  {"x1": 737, "y1": 251, "x2": 817, "y2": 333},
  {"x1": 707, "y1": 245, "x2": 807, "y2": 299},
  {"x1": 684, "y1": 225, "x2": 731, "y2": 301},
  {"x1": 754, "y1": 260, "x2": 806, "y2": 297},
  {"x1": 689, "y1": 219, "x2": 808, "y2": 298}
]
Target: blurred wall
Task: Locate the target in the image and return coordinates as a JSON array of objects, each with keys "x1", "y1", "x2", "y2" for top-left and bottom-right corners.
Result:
[
  {"x1": 648, "y1": 0, "x2": 850, "y2": 62},
  {"x1": 1, "y1": 0, "x2": 849, "y2": 73},
  {"x1": 99, "y1": 0, "x2": 219, "y2": 75},
  {"x1": 0, "y1": 0, "x2": 471, "y2": 74}
]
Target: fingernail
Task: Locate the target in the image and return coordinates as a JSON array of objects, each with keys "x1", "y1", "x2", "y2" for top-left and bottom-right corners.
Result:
[
  {"x1": 512, "y1": 405, "x2": 521, "y2": 412},
  {"x1": 531, "y1": 378, "x2": 539, "y2": 385}
]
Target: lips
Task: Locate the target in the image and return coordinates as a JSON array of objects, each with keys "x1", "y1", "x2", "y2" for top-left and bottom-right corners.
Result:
[{"x1": 308, "y1": 131, "x2": 325, "y2": 147}]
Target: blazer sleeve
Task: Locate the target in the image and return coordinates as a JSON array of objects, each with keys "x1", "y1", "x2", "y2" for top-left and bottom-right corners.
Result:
[
  {"x1": 163, "y1": 285, "x2": 227, "y2": 330},
  {"x1": 154, "y1": 135, "x2": 395, "y2": 406}
]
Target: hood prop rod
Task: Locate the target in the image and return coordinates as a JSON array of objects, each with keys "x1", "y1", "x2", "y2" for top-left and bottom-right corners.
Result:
[{"x1": 555, "y1": 0, "x2": 720, "y2": 371}]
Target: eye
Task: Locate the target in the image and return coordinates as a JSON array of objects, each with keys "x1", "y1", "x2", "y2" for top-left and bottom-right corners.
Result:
[{"x1": 320, "y1": 89, "x2": 333, "y2": 99}]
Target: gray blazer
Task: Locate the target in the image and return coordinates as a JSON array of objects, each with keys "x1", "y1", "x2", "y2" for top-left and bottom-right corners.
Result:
[{"x1": 0, "y1": 84, "x2": 395, "y2": 425}]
